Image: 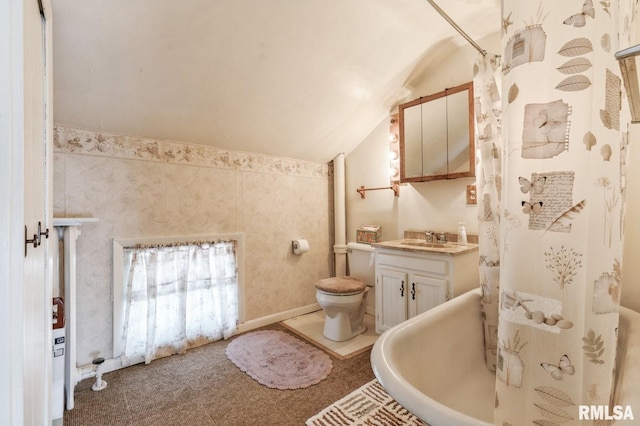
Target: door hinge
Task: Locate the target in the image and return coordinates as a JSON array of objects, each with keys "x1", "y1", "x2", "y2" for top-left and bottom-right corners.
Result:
[{"x1": 25, "y1": 225, "x2": 39, "y2": 256}]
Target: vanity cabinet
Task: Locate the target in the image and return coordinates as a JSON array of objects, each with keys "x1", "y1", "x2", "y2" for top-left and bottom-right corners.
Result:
[{"x1": 374, "y1": 246, "x2": 478, "y2": 334}]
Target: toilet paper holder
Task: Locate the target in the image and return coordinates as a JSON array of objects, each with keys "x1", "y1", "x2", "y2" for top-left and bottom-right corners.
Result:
[{"x1": 291, "y1": 239, "x2": 310, "y2": 255}]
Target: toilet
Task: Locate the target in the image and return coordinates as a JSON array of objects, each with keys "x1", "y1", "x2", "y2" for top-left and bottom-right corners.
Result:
[{"x1": 315, "y1": 242, "x2": 375, "y2": 341}]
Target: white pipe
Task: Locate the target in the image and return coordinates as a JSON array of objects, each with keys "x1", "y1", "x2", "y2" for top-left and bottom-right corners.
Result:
[
  {"x1": 91, "y1": 359, "x2": 108, "y2": 391},
  {"x1": 333, "y1": 153, "x2": 347, "y2": 277},
  {"x1": 77, "y1": 357, "x2": 121, "y2": 381},
  {"x1": 62, "y1": 226, "x2": 78, "y2": 410},
  {"x1": 53, "y1": 217, "x2": 99, "y2": 410},
  {"x1": 77, "y1": 365, "x2": 97, "y2": 382}
]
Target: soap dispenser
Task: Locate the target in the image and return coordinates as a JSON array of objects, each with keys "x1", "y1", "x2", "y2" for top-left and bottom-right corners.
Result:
[{"x1": 457, "y1": 222, "x2": 467, "y2": 245}]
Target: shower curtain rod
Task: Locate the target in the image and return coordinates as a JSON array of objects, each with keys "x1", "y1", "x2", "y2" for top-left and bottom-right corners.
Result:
[{"x1": 424, "y1": 0, "x2": 487, "y2": 56}]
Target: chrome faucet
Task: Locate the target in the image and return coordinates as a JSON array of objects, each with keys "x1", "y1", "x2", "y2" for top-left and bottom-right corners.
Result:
[
  {"x1": 424, "y1": 231, "x2": 434, "y2": 242},
  {"x1": 437, "y1": 233, "x2": 447, "y2": 243}
]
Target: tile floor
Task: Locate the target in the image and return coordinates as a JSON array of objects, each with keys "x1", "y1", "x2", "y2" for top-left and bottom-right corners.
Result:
[{"x1": 282, "y1": 311, "x2": 379, "y2": 359}]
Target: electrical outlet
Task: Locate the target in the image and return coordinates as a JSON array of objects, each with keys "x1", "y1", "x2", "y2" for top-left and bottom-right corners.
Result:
[{"x1": 466, "y1": 185, "x2": 477, "y2": 204}]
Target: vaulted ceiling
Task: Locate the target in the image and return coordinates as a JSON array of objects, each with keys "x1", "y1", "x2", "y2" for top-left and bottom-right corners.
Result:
[{"x1": 51, "y1": 0, "x2": 500, "y2": 163}]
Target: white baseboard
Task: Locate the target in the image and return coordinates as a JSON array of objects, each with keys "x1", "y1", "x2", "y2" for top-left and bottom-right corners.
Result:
[
  {"x1": 238, "y1": 304, "x2": 376, "y2": 331},
  {"x1": 236, "y1": 303, "x2": 321, "y2": 334},
  {"x1": 76, "y1": 303, "x2": 324, "y2": 383}
]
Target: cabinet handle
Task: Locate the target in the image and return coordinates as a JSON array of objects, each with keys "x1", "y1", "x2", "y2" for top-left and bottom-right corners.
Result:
[
  {"x1": 411, "y1": 283, "x2": 416, "y2": 300},
  {"x1": 400, "y1": 281, "x2": 404, "y2": 297}
]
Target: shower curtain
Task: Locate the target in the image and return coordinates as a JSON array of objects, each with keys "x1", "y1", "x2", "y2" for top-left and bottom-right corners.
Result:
[
  {"x1": 474, "y1": 52, "x2": 503, "y2": 372},
  {"x1": 475, "y1": 1, "x2": 632, "y2": 423}
]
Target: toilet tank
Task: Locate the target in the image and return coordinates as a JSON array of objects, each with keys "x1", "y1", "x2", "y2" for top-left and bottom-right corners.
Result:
[{"x1": 346, "y1": 242, "x2": 375, "y2": 286}]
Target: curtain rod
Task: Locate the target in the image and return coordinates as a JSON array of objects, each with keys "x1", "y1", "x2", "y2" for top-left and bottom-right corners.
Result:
[
  {"x1": 424, "y1": 0, "x2": 487, "y2": 56},
  {"x1": 122, "y1": 239, "x2": 237, "y2": 250}
]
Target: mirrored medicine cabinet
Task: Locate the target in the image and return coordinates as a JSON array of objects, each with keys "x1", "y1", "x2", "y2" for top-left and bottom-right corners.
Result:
[{"x1": 399, "y1": 81, "x2": 475, "y2": 182}]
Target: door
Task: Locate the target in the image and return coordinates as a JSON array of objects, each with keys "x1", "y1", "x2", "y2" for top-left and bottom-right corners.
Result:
[
  {"x1": 407, "y1": 274, "x2": 447, "y2": 319},
  {"x1": 23, "y1": 0, "x2": 54, "y2": 424},
  {"x1": 376, "y1": 268, "x2": 407, "y2": 333},
  {"x1": 0, "y1": 0, "x2": 52, "y2": 423}
]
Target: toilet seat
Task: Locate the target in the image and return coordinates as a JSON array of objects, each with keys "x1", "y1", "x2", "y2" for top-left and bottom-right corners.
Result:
[
  {"x1": 315, "y1": 276, "x2": 368, "y2": 342},
  {"x1": 315, "y1": 276, "x2": 366, "y2": 295}
]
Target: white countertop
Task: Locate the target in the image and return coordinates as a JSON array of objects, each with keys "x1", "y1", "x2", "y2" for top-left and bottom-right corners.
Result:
[
  {"x1": 372, "y1": 239, "x2": 479, "y2": 256},
  {"x1": 53, "y1": 217, "x2": 99, "y2": 227}
]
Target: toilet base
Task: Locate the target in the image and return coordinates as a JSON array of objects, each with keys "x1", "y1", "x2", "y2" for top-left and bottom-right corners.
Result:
[
  {"x1": 316, "y1": 286, "x2": 369, "y2": 342},
  {"x1": 322, "y1": 312, "x2": 367, "y2": 342},
  {"x1": 323, "y1": 326, "x2": 366, "y2": 342}
]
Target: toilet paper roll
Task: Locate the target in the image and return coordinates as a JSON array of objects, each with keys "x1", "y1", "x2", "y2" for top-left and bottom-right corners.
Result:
[{"x1": 292, "y1": 239, "x2": 310, "y2": 255}]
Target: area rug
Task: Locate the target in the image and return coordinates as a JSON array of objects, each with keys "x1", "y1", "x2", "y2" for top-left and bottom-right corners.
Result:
[
  {"x1": 306, "y1": 379, "x2": 429, "y2": 426},
  {"x1": 225, "y1": 330, "x2": 333, "y2": 390}
]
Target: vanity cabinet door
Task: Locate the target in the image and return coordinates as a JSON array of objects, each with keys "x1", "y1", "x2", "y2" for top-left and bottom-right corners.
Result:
[
  {"x1": 407, "y1": 274, "x2": 447, "y2": 319},
  {"x1": 376, "y1": 268, "x2": 408, "y2": 333},
  {"x1": 374, "y1": 246, "x2": 479, "y2": 334}
]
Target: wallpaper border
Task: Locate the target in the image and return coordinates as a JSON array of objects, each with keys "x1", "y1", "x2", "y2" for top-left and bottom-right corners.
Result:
[{"x1": 54, "y1": 126, "x2": 330, "y2": 179}]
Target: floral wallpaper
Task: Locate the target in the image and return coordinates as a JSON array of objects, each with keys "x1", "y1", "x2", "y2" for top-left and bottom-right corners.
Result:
[
  {"x1": 481, "y1": 1, "x2": 634, "y2": 424},
  {"x1": 54, "y1": 126, "x2": 329, "y2": 179},
  {"x1": 54, "y1": 125, "x2": 332, "y2": 366}
]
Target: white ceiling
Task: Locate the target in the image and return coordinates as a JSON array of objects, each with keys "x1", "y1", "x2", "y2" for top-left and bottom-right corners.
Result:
[{"x1": 51, "y1": 0, "x2": 500, "y2": 163}]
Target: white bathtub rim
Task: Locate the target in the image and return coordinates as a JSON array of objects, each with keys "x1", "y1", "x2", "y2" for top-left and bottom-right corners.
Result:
[
  {"x1": 371, "y1": 288, "x2": 493, "y2": 426},
  {"x1": 372, "y1": 288, "x2": 640, "y2": 426},
  {"x1": 371, "y1": 344, "x2": 493, "y2": 426}
]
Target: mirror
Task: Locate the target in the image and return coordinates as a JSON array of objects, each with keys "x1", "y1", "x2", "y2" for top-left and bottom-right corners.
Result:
[
  {"x1": 616, "y1": 44, "x2": 640, "y2": 122},
  {"x1": 399, "y1": 82, "x2": 475, "y2": 182}
]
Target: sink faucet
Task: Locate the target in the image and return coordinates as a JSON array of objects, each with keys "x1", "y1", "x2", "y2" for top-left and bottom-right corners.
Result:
[
  {"x1": 424, "y1": 231, "x2": 434, "y2": 242},
  {"x1": 437, "y1": 233, "x2": 447, "y2": 243}
]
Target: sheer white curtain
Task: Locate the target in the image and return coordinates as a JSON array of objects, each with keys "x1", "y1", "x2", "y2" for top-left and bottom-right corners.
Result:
[{"x1": 121, "y1": 240, "x2": 238, "y2": 366}]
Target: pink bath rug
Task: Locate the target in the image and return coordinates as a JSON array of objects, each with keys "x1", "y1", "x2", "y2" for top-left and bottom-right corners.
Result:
[{"x1": 225, "y1": 330, "x2": 333, "y2": 390}]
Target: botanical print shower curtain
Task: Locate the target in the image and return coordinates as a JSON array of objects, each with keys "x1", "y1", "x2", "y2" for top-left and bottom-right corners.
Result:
[
  {"x1": 493, "y1": 1, "x2": 632, "y2": 424},
  {"x1": 121, "y1": 241, "x2": 238, "y2": 366},
  {"x1": 474, "y1": 53, "x2": 503, "y2": 372}
]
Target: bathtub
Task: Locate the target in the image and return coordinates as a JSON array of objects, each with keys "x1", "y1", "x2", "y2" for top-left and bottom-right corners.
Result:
[{"x1": 371, "y1": 288, "x2": 640, "y2": 426}]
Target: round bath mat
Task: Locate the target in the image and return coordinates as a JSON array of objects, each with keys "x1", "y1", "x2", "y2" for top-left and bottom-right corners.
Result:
[{"x1": 225, "y1": 330, "x2": 333, "y2": 390}]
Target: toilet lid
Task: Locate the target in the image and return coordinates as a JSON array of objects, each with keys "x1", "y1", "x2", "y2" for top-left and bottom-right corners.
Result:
[{"x1": 315, "y1": 276, "x2": 366, "y2": 294}]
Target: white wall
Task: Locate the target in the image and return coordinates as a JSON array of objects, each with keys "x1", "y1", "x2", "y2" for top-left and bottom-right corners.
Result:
[
  {"x1": 54, "y1": 126, "x2": 332, "y2": 366},
  {"x1": 0, "y1": 2, "x2": 27, "y2": 423},
  {"x1": 345, "y1": 33, "x2": 500, "y2": 243},
  {"x1": 622, "y1": 123, "x2": 640, "y2": 312},
  {"x1": 621, "y1": 21, "x2": 640, "y2": 312}
]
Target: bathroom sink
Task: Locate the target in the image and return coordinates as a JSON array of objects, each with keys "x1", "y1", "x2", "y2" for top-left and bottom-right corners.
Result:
[
  {"x1": 372, "y1": 239, "x2": 477, "y2": 254},
  {"x1": 401, "y1": 241, "x2": 448, "y2": 248}
]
